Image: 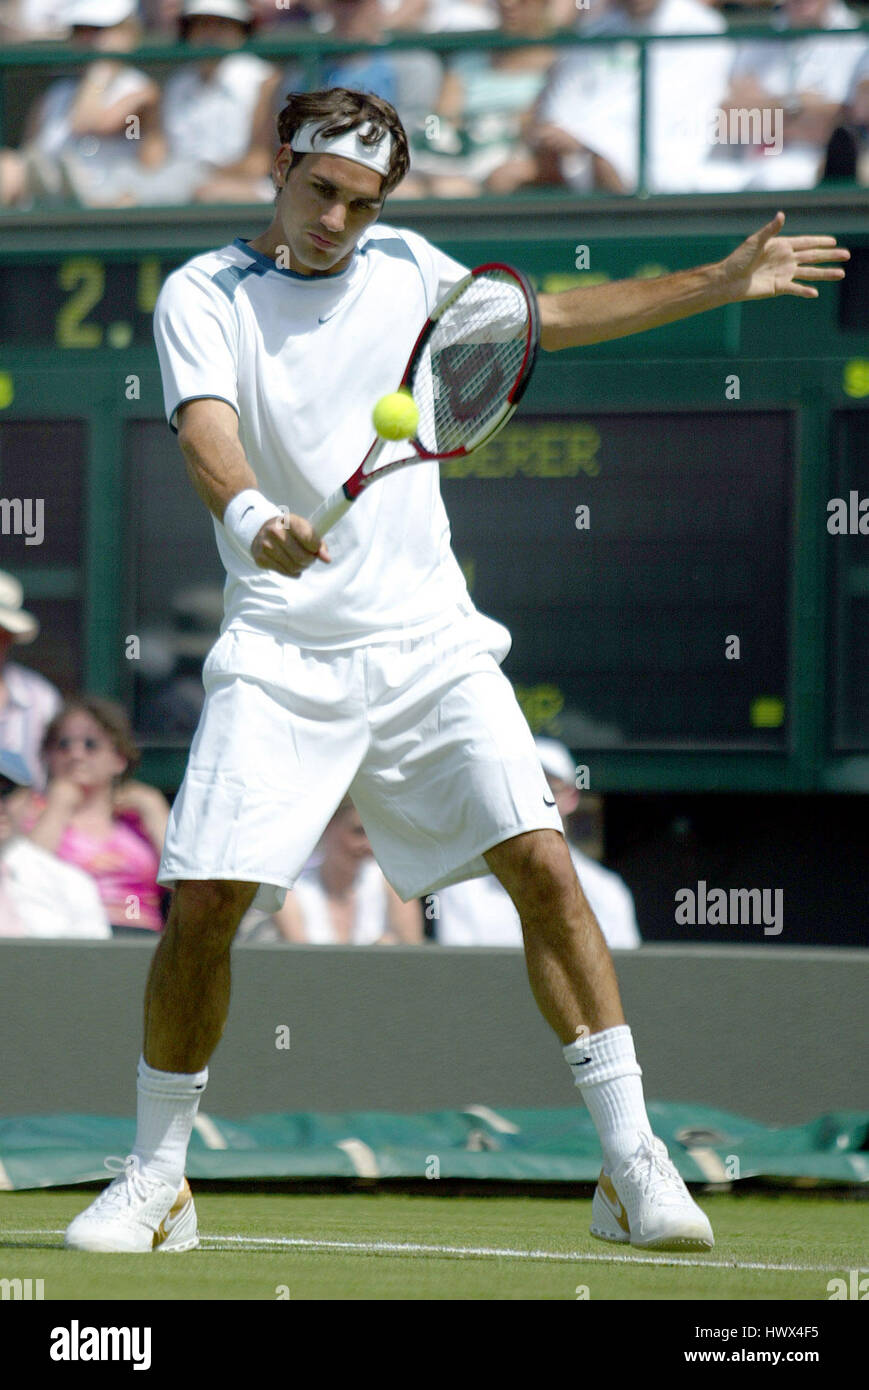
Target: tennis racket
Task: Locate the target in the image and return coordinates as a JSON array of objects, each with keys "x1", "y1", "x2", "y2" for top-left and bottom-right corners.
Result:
[{"x1": 308, "y1": 262, "x2": 540, "y2": 536}]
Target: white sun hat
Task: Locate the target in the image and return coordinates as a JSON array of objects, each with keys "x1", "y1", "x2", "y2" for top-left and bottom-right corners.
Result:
[
  {"x1": 67, "y1": 0, "x2": 138, "y2": 25},
  {"x1": 181, "y1": 0, "x2": 253, "y2": 20}
]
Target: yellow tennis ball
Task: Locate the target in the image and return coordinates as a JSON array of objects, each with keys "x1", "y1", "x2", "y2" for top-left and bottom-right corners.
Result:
[{"x1": 372, "y1": 390, "x2": 419, "y2": 441}]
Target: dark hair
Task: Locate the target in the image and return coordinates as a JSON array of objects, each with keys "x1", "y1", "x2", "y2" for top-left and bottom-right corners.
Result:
[
  {"x1": 42, "y1": 696, "x2": 141, "y2": 780},
  {"x1": 276, "y1": 88, "x2": 410, "y2": 198}
]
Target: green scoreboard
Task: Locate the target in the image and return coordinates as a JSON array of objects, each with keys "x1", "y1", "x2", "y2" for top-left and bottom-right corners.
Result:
[{"x1": 0, "y1": 201, "x2": 866, "y2": 793}]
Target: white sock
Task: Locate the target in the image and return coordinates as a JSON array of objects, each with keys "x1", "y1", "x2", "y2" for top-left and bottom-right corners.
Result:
[
  {"x1": 563, "y1": 1024, "x2": 653, "y2": 1171},
  {"x1": 132, "y1": 1055, "x2": 208, "y2": 1190}
]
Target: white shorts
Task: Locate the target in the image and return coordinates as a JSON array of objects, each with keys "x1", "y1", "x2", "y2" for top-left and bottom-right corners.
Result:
[{"x1": 158, "y1": 606, "x2": 563, "y2": 913}]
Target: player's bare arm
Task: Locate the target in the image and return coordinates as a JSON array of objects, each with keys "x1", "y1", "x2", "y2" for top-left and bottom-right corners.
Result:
[
  {"x1": 538, "y1": 212, "x2": 849, "y2": 351},
  {"x1": 176, "y1": 397, "x2": 330, "y2": 577}
]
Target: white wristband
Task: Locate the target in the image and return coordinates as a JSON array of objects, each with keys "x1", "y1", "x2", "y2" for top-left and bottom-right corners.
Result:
[{"x1": 223, "y1": 489, "x2": 282, "y2": 554}]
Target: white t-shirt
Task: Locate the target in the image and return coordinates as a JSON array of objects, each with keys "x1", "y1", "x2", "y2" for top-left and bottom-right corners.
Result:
[
  {"x1": 292, "y1": 855, "x2": 391, "y2": 944},
  {"x1": 153, "y1": 225, "x2": 475, "y2": 648},
  {"x1": 0, "y1": 837, "x2": 111, "y2": 938},
  {"x1": 539, "y1": 0, "x2": 734, "y2": 193},
  {"x1": 162, "y1": 52, "x2": 277, "y2": 170},
  {"x1": 435, "y1": 844, "x2": 641, "y2": 949}
]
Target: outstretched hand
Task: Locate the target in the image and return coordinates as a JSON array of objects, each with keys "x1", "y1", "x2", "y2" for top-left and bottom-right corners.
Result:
[{"x1": 723, "y1": 212, "x2": 849, "y2": 301}]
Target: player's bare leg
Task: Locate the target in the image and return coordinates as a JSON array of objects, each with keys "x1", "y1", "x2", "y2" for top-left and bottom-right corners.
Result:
[
  {"x1": 65, "y1": 878, "x2": 258, "y2": 1252},
  {"x1": 485, "y1": 828, "x2": 623, "y2": 1044},
  {"x1": 144, "y1": 879, "x2": 260, "y2": 1073},
  {"x1": 486, "y1": 828, "x2": 714, "y2": 1250}
]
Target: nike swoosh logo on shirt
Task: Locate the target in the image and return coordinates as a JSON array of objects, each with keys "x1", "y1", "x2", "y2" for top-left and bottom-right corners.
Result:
[
  {"x1": 543, "y1": 796, "x2": 556, "y2": 806},
  {"x1": 241, "y1": 505, "x2": 254, "y2": 520}
]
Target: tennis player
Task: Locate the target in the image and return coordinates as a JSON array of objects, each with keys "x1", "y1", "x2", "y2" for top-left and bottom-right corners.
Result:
[{"x1": 66, "y1": 87, "x2": 847, "y2": 1255}]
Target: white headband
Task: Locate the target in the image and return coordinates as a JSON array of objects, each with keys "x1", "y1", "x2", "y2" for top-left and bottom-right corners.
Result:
[{"x1": 290, "y1": 120, "x2": 393, "y2": 176}]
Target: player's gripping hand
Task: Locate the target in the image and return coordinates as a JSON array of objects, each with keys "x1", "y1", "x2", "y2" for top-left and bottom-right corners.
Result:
[{"x1": 251, "y1": 512, "x2": 331, "y2": 579}]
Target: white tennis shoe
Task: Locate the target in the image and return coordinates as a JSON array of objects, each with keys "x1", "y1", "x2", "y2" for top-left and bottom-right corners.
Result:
[
  {"x1": 65, "y1": 1156, "x2": 199, "y2": 1253},
  {"x1": 591, "y1": 1134, "x2": 714, "y2": 1251}
]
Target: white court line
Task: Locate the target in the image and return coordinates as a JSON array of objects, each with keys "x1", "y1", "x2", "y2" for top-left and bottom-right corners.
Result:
[
  {"x1": 4, "y1": 1229, "x2": 851, "y2": 1274},
  {"x1": 197, "y1": 1234, "x2": 851, "y2": 1273}
]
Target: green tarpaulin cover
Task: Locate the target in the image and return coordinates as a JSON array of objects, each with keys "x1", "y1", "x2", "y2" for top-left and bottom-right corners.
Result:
[{"x1": 0, "y1": 1104, "x2": 866, "y2": 1190}]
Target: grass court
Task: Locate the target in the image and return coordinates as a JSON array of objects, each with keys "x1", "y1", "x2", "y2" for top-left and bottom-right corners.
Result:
[{"x1": 2, "y1": 1185, "x2": 863, "y2": 1301}]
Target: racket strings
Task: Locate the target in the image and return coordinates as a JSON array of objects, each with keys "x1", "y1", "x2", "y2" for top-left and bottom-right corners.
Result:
[{"x1": 412, "y1": 273, "x2": 530, "y2": 454}]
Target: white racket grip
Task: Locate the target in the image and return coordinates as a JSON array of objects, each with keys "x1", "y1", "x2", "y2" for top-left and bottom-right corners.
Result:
[{"x1": 309, "y1": 485, "x2": 353, "y2": 537}]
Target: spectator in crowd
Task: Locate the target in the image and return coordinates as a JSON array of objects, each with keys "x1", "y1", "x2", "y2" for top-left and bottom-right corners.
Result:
[
  {"x1": 72, "y1": 0, "x2": 282, "y2": 205},
  {"x1": 529, "y1": 0, "x2": 734, "y2": 193},
  {"x1": 720, "y1": 0, "x2": 865, "y2": 190},
  {"x1": 319, "y1": 0, "x2": 443, "y2": 187},
  {"x1": 4, "y1": 696, "x2": 170, "y2": 935},
  {"x1": 0, "y1": 571, "x2": 62, "y2": 790},
  {"x1": 239, "y1": 797, "x2": 423, "y2": 943},
  {"x1": 820, "y1": 43, "x2": 869, "y2": 184},
  {"x1": 435, "y1": 737, "x2": 641, "y2": 948},
  {"x1": 154, "y1": 0, "x2": 281, "y2": 204},
  {"x1": 0, "y1": 746, "x2": 111, "y2": 937},
  {"x1": 0, "y1": 0, "x2": 163, "y2": 208},
  {"x1": 323, "y1": 0, "x2": 404, "y2": 107},
  {"x1": 411, "y1": 0, "x2": 558, "y2": 196}
]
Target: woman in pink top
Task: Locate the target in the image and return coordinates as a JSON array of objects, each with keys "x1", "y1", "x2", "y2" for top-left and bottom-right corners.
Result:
[{"x1": 7, "y1": 696, "x2": 169, "y2": 933}]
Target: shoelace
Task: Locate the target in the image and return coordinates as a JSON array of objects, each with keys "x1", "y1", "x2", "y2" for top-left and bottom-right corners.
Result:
[
  {"x1": 621, "y1": 1137, "x2": 683, "y2": 1207},
  {"x1": 99, "y1": 1154, "x2": 157, "y2": 1208}
]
